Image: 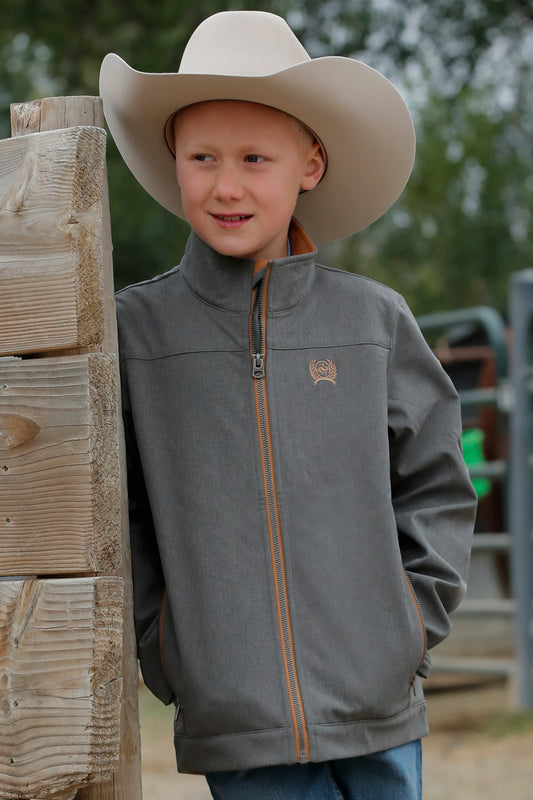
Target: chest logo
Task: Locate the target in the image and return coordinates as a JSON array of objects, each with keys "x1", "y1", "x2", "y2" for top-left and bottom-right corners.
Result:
[{"x1": 309, "y1": 359, "x2": 337, "y2": 385}]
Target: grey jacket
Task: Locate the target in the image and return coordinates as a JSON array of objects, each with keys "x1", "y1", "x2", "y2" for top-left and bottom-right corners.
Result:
[{"x1": 116, "y1": 229, "x2": 477, "y2": 774}]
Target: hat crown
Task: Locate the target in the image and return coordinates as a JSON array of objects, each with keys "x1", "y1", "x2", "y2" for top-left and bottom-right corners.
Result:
[{"x1": 179, "y1": 11, "x2": 311, "y2": 77}]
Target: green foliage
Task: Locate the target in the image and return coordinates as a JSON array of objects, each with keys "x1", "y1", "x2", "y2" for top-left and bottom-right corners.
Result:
[
  {"x1": 482, "y1": 710, "x2": 533, "y2": 740},
  {"x1": 329, "y1": 77, "x2": 533, "y2": 315},
  {"x1": 1, "y1": 0, "x2": 293, "y2": 287},
  {"x1": 1, "y1": 0, "x2": 532, "y2": 307},
  {"x1": 315, "y1": 1, "x2": 533, "y2": 315}
]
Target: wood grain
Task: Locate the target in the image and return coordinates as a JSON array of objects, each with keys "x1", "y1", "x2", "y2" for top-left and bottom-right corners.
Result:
[
  {"x1": 7, "y1": 95, "x2": 143, "y2": 800},
  {"x1": 0, "y1": 354, "x2": 121, "y2": 576},
  {"x1": 0, "y1": 577, "x2": 123, "y2": 799},
  {"x1": 10, "y1": 97, "x2": 105, "y2": 137},
  {"x1": 0, "y1": 126, "x2": 106, "y2": 356}
]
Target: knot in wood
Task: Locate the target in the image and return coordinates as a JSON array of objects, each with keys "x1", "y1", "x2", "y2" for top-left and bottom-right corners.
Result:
[{"x1": 0, "y1": 413, "x2": 40, "y2": 450}]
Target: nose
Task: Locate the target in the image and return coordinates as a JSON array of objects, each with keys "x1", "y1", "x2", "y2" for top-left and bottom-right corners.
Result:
[{"x1": 213, "y1": 164, "x2": 246, "y2": 202}]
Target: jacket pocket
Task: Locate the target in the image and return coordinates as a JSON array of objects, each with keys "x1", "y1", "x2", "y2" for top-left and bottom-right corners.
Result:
[
  {"x1": 403, "y1": 570, "x2": 429, "y2": 678},
  {"x1": 138, "y1": 589, "x2": 174, "y2": 705}
]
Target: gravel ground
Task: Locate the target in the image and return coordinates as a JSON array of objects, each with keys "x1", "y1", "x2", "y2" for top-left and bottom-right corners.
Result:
[{"x1": 139, "y1": 682, "x2": 533, "y2": 799}]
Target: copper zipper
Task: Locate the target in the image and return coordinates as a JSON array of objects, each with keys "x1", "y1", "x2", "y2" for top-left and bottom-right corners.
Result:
[
  {"x1": 403, "y1": 570, "x2": 427, "y2": 671},
  {"x1": 249, "y1": 265, "x2": 310, "y2": 763}
]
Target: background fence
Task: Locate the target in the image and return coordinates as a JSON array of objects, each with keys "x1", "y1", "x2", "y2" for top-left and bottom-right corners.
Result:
[{"x1": 418, "y1": 272, "x2": 533, "y2": 710}]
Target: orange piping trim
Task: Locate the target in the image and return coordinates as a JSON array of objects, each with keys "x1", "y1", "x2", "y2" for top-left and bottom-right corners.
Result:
[
  {"x1": 253, "y1": 379, "x2": 302, "y2": 759},
  {"x1": 403, "y1": 571, "x2": 426, "y2": 668},
  {"x1": 257, "y1": 266, "x2": 311, "y2": 761},
  {"x1": 261, "y1": 379, "x2": 310, "y2": 761}
]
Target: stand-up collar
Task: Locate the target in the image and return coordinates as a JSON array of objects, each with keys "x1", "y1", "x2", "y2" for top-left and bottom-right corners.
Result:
[{"x1": 180, "y1": 220, "x2": 317, "y2": 314}]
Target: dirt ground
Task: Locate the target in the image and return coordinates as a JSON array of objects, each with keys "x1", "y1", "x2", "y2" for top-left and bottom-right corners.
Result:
[{"x1": 139, "y1": 680, "x2": 533, "y2": 799}]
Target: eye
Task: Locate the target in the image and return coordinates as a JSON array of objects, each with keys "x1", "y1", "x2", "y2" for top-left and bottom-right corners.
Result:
[
  {"x1": 193, "y1": 154, "x2": 214, "y2": 162},
  {"x1": 245, "y1": 154, "x2": 265, "y2": 163}
]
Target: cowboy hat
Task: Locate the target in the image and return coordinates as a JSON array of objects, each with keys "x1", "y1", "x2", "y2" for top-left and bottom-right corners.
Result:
[{"x1": 99, "y1": 10, "x2": 415, "y2": 243}]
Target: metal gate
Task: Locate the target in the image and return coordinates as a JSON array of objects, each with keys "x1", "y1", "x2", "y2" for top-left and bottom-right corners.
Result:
[{"x1": 416, "y1": 270, "x2": 533, "y2": 709}]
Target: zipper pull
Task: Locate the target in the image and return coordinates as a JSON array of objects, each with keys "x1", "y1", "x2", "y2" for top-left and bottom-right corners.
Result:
[{"x1": 252, "y1": 353, "x2": 265, "y2": 379}]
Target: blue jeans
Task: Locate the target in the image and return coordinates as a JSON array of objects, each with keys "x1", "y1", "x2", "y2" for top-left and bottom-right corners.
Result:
[{"x1": 206, "y1": 739, "x2": 422, "y2": 799}]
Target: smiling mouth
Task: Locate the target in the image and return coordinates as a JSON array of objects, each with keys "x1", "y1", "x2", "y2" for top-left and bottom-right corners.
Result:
[
  {"x1": 212, "y1": 214, "x2": 252, "y2": 221},
  {"x1": 210, "y1": 213, "x2": 253, "y2": 228}
]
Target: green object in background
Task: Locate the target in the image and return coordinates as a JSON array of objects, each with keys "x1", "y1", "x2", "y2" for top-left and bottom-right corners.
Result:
[{"x1": 462, "y1": 428, "x2": 491, "y2": 499}]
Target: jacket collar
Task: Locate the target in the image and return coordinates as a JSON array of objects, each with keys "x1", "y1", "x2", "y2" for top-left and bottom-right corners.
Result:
[{"x1": 180, "y1": 219, "x2": 317, "y2": 314}]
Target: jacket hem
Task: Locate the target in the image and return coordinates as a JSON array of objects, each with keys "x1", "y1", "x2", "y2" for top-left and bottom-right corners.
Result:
[{"x1": 174, "y1": 701, "x2": 428, "y2": 774}]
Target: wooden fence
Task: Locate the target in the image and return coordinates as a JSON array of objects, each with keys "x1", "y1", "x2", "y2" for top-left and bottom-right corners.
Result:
[{"x1": 0, "y1": 97, "x2": 142, "y2": 799}]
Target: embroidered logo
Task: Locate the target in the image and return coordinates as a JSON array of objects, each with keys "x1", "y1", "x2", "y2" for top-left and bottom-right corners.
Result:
[{"x1": 309, "y1": 359, "x2": 337, "y2": 385}]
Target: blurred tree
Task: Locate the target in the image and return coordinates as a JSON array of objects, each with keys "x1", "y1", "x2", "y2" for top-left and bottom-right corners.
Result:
[
  {"x1": 292, "y1": 0, "x2": 533, "y2": 313},
  {"x1": 1, "y1": 0, "x2": 532, "y2": 309},
  {"x1": 1, "y1": 0, "x2": 291, "y2": 288},
  {"x1": 325, "y1": 76, "x2": 533, "y2": 314}
]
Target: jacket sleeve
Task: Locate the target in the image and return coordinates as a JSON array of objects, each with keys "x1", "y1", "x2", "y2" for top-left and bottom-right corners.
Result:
[
  {"x1": 387, "y1": 297, "x2": 477, "y2": 676},
  {"x1": 119, "y1": 341, "x2": 174, "y2": 705}
]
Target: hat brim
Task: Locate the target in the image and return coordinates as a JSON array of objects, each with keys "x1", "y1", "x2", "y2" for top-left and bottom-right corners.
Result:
[{"x1": 99, "y1": 53, "x2": 415, "y2": 243}]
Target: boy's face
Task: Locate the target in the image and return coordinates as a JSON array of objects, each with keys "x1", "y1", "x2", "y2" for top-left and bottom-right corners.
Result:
[{"x1": 173, "y1": 100, "x2": 325, "y2": 261}]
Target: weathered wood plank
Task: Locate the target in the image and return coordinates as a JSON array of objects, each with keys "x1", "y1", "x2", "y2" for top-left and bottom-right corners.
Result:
[
  {"x1": 9, "y1": 96, "x2": 143, "y2": 800},
  {"x1": 0, "y1": 126, "x2": 106, "y2": 356},
  {"x1": 0, "y1": 577, "x2": 123, "y2": 799},
  {"x1": 0, "y1": 354, "x2": 120, "y2": 576},
  {"x1": 10, "y1": 97, "x2": 105, "y2": 137}
]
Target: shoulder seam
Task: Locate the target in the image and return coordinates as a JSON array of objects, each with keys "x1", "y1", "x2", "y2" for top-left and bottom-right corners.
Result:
[
  {"x1": 115, "y1": 264, "x2": 181, "y2": 297},
  {"x1": 315, "y1": 263, "x2": 403, "y2": 300}
]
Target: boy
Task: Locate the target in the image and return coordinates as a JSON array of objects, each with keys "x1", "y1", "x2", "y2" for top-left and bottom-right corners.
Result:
[{"x1": 100, "y1": 11, "x2": 477, "y2": 799}]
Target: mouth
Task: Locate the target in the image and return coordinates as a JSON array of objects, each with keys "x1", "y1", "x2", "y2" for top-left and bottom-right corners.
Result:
[{"x1": 210, "y1": 213, "x2": 253, "y2": 228}]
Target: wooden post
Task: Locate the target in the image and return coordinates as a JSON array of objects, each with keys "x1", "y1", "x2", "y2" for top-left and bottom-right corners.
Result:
[
  {"x1": 0, "y1": 577, "x2": 123, "y2": 799},
  {"x1": 0, "y1": 126, "x2": 107, "y2": 356},
  {"x1": 0, "y1": 354, "x2": 121, "y2": 576},
  {"x1": 1, "y1": 97, "x2": 142, "y2": 799}
]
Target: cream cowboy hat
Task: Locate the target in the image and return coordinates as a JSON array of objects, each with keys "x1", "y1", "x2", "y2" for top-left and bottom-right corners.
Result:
[{"x1": 99, "y1": 10, "x2": 415, "y2": 243}]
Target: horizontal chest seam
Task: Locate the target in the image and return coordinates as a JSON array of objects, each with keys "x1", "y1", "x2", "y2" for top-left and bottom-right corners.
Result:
[
  {"x1": 123, "y1": 347, "x2": 249, "y2": 362},
  {"x1": 123, "y1": 342, "x2": 391, "y2": 361},
  {"x1": 269, "y1": 342, "x2": 391, "y2": 352}
]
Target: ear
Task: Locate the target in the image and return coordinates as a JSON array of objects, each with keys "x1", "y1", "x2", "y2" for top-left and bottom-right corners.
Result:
[{"x1": 300, "y1": 141, "x2": 327, "y2": 191}]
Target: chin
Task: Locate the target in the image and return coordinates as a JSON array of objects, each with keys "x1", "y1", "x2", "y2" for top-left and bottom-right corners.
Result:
[{"x1": 213, "y1": 242, "x2": 258, "y2": 260}]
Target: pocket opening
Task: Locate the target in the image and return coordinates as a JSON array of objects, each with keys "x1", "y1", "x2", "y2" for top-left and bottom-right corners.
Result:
[{"x1": 402, "y1": 570, "x2": 427, "y2": 673}]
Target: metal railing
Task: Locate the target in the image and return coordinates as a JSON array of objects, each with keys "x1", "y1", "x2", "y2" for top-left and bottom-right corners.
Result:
[
  {"x1": 509, "y1": 271, "x2": 533, "y2": 708},
  {"x1": 417, "y1": 275, "x2": 533, "y2": 708}
]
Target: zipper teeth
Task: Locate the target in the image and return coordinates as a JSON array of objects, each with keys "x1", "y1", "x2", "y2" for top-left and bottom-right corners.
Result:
[
  {"x1": 251, "y1": 278, "x2": 264, "y2": 355},
  {"x1": 256, "y1": 378, "x2": 308, "y2": 759},
  {"x1": 250, "y1": 266, "x2": 309, "y2": 762},
  {"x1": 252, "y1": 287, "x2": 262, "y2": 353},
  {"x1": 403, "y1": 570, "x2": 427, "y2": 667}
]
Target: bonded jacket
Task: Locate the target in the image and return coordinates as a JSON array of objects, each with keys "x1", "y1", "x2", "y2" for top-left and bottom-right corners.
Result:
[{"x1": 116, "y1": 222, "x2": 477, "y2": 774}]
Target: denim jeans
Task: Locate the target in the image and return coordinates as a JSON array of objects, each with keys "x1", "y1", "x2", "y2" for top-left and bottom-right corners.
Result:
[{"x1": 206, "y1": 739, "x2": 422, "y2": 799}]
